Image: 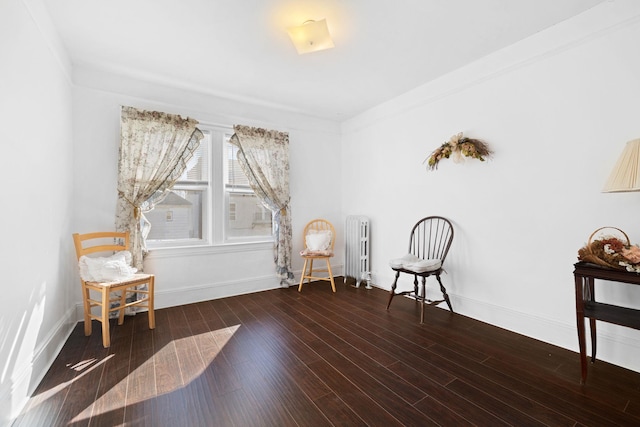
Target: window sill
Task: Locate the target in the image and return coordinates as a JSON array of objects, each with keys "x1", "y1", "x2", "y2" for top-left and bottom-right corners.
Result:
[{"x1": 146, "y1": 240, "x2": 274, "y2": 259}]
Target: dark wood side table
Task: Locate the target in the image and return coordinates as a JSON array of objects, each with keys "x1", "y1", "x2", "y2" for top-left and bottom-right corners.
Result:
[{"x1": 573, "y1": 261, "x2": 640, "y2": 384}]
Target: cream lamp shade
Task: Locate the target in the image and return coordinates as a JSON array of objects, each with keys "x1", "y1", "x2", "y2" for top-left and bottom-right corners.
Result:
[
  {"x1": 603, "y1": 138, "x2": 640, "y2": 192},
  {"x1": 287, "y1": 19, "x2": 334, "y2": 54}
]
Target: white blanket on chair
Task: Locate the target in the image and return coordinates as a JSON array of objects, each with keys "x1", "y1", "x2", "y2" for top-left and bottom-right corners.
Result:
[
  {"x1": 389, "y1": 253, "x2": 441, "y2": 273},
  {"x1": 78, "y1": 251, "x2": 138, "y2": 282}
]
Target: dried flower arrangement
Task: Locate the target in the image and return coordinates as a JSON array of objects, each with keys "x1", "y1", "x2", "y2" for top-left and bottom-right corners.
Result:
[
  {"x1": 424, "y1": 132, "x2": 492, "y2": 170},
  {"x1": 578, "y1": 227, "x2": 640, "y2": 272}
]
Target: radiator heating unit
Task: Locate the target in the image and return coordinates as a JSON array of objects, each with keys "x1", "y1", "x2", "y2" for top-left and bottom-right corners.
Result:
[{"x1": 345, "y1": 215, "x2": 372, "y2": 289}]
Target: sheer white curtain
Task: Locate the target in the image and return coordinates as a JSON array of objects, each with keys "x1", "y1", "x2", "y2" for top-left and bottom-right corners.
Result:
[
  {"x1": 230, "y1": 125, "x2": 294, "y2": 286},
  {"x1": 116, "y1": 106, "x2": 203, "y2": 270}
]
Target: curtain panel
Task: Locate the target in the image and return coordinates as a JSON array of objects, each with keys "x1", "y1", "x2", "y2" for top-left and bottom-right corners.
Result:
[
  {"x1": 116, "y1": 106, "x2": 203, "y2": 270},
  {"x1": 230, "y1": 125, "x2": 294, "y2": 286}
]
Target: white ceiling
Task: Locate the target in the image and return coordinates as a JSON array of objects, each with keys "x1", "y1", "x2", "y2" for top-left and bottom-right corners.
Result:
[{"x1": 45, "y1": 0, "x2": 604, "y2": 120}]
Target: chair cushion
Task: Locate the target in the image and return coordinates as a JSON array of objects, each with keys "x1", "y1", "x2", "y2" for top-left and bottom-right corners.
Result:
[
  {"x1": 300, "y1": 248, "x2": 334, "y2": 257},
  {"x1": 79, "y1": 251, "x2": 138, "y2": 282},
  {"x1": 405, "y1": 258, "x2": 442, "y2": 273},
  {"x1": 305, "y1": 229, "x2": 332, "y2": 251},
  {"x1": 389, "y1": 253, "x2": 421, "y2": 269},
  {"x1": 389, "y1": 253, "x2": 441, "y2": 273}
]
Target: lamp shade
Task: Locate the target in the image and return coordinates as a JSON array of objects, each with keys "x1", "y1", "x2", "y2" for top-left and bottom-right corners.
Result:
[
  {"x1": 603, "y1": 138, "x2": 640, "y2": 192},
  {"x1": 287, "y1": 19, "x2": 334, "y2": 54}
]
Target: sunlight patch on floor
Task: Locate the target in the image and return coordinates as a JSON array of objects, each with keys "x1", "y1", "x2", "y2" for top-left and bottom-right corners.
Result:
[
  {"x1": 36, "y1": 354, "x2": 114, "y2": 403},
  {"x1": 82, "y1": 324, "x2": 242, "y2": 419}
]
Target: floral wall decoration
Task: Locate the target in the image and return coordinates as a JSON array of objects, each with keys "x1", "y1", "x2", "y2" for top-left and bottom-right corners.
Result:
[{"x1": 424, "y1": 132, "x2": 493, "y2": 170}]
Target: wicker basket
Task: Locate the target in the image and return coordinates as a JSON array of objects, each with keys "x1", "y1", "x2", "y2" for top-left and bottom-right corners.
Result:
[{"x1": 577, "y1": 226, "x2": 630, "y2": 269}]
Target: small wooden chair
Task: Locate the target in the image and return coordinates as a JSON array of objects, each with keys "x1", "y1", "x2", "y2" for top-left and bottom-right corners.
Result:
[
  {"x1": 299, "y1": 219, "x2": 337, "y2": 292},
  {"x1": 386, "y1": 216, "x2": 454, "y2": 323},
  {"x1": 73, "y1": 231, "x2": 155, "y2": 348}
]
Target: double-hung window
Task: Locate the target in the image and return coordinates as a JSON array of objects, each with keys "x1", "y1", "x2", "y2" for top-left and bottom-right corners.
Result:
[
  {"x1": 224, "y1": 141, "x2": 273, "y2": 240},
  {"x1": 145, "y1": 124, "x2": 273, "y2": 248}
]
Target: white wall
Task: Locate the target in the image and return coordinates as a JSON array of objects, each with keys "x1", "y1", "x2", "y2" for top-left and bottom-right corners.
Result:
[
  {"x1": 342, "y1": 0, "x2": 640, "y2": 373},
  {"x1": 0, "y1": 0, "x2": 76, "y2": 425},
  {"x1": 72, "y1": 65, "x2": 343, "y2": 311},
  {"x1": 7, "y1": 1, "x2": 640, "y2": 424}
]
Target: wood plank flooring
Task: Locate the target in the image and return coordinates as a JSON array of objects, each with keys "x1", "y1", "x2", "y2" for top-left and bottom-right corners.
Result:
[{"x1": 13, "y1": 280, "x2": 640, "y2": 426}]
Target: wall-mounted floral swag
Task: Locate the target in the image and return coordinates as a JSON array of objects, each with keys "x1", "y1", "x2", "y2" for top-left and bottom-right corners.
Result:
[{"x1": 424, "y1": 132, "x2": 492, "y2": 170}]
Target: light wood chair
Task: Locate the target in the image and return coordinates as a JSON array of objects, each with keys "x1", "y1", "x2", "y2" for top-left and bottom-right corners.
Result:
[
  {"x1": 73, "y1": 231, "x2": 155, "y2": 348},
  {"x1": 299, "y1": 219, "x2": 337, "y2": 292}
]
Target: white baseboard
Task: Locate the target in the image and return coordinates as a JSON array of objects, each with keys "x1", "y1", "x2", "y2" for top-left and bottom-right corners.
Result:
[
  {"x1": 150, "y1": 264, "x2": 344, "y2": 311},
  {"x1": 449, "y1": 293, "x2": 640, "y2": 373},
  {"x1": 3, "y1": 306, "x2": 76, "y2": 427},
  {"x1": 371, "y1": 282, "x2": 640, "y2": 374},
  {"x1": 74, "y1": 273, "x2": 284, "y2": 321},
  {"x1": 153, "y1": 274, "x2": 283, "y2": 309}
]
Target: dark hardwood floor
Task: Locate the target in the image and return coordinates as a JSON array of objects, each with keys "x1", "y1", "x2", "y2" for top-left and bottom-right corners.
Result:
[{"x1": 13, "y1": 279, "x2": 640, "y2": 426}]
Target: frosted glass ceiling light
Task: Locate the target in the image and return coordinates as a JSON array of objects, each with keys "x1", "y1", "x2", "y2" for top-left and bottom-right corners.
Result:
[
  {"x1": 287, "y1": 19, "x2": 334, "y2": 54},
  {"x1": 603, "y1": 138, "x2": 640, "y2": 192}
]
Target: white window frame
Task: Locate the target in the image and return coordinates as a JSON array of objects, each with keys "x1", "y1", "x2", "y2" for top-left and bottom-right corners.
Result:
[
  {"x1": 145, "y1": 123, "x2": 274, "y2": 250},
  {"x1": 222, "y1": 130, "x2": 274, "y2": 244}
]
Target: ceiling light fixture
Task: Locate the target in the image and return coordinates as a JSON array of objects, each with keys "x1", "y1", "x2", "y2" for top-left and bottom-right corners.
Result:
[{"x1": 287, "y1": 19, "x2": 334, "y2": 54}]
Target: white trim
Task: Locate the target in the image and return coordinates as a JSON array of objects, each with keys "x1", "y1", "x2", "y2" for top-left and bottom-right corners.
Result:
[
  {"x1": 154, "y1": 275, "x2": 282, "y2": 308},
  {"x1": 4, "y1": 306, "x2": 76, "y2": 427},
  {"x1": 72, "y1": 261, "x2": 346, "y2": 322},
  {"x1": 450, "y1": 292, "x2": 640, "y2": 373},
  {"x1": 73, "y1": 65, "x2": 342, "y2": 134},
  {"x1": 21, "y1": 0, "x2": 73, "y2": 84},
  {"x1": 145, "y1": 240, "x2": 274, "y2": 259},
  {"x1": 371, "y1": 280, "x2": 640, "y2": 374},
  {"x1": 75, "y1": 59, "x2": 308, "y2": 116},
  {"x1": 343, "y1": 1, "x2": 640, "y2": 132},
  {"x1": 74, "y1": 273, "x2": 282, "y2": 321}
]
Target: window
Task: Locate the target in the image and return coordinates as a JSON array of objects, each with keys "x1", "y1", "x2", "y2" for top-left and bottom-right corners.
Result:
[
  {"x1": 224, "y1": 141, "x2": 273, "y2": 240},
  {"x1": 145, "y1": 125, "x2": 273, "y2": 248}
]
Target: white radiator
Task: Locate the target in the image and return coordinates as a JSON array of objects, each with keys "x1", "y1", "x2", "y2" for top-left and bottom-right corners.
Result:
[{"x1": 345, "y1": 215, "x2": 372, "y2": 289}]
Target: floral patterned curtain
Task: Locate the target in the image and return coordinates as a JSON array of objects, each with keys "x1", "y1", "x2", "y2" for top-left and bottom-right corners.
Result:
[
  {"x1": 229, "y1": 125, "x2": 294, "y2": 286},
  {"x1": 116, "y1": 106, "x2": 203, "y2": 270}
]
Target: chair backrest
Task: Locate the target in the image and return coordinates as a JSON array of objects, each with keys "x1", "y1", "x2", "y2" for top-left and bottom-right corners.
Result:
[
  {"x1": 302, "y1": 219, "x2": 336, "y2": 250},
  {"x1": 73, "y1": 231, "x2": 130, "y2": 261},
  {"x1": 408, "y1": 216, "x2": 453, "y2": 263}
]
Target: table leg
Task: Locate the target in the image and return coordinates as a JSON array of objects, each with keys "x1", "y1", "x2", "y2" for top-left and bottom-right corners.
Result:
[
  {"x1": 575, "y1": 274, "x2": 588, "y2": 384},
  {"x1": 589, "y1": 318, "x2": 597, "y2": 363},
  {"x1": 583, "y1": 276, "x2": 597, "y2": 363}
]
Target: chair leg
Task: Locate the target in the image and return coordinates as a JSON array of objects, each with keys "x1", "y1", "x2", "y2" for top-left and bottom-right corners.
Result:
[
  {"x1": 436, "y1": 274, "x2": 454, "y2": 312},
  {"x1": 386, "y1": 271, "x2": 401, "y2": 309},
  {"x1": 308, "y1": 259, "x2": 314, "y2": 286},
  {"x1": 148, "y1": 277, "x2": 156, "y2": 329},
  {"x1": 82, "y1": 284, "x2": 92, "y2": 336},
  {"x1": 420, "y1": 277, "x2": 427, "y2": 324},
  {"x1": 118, "y1": 289, "x2": 127, "y2": 325},
  {"x1": 326, "y1": 259, "x2": 336, "y2": 292},
  {"x1": 298, "y1": 259, "x2": 309, "y2": 292},
  {"x1": 101, "y1": 287, "x2": 111, "y2": 348}
]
